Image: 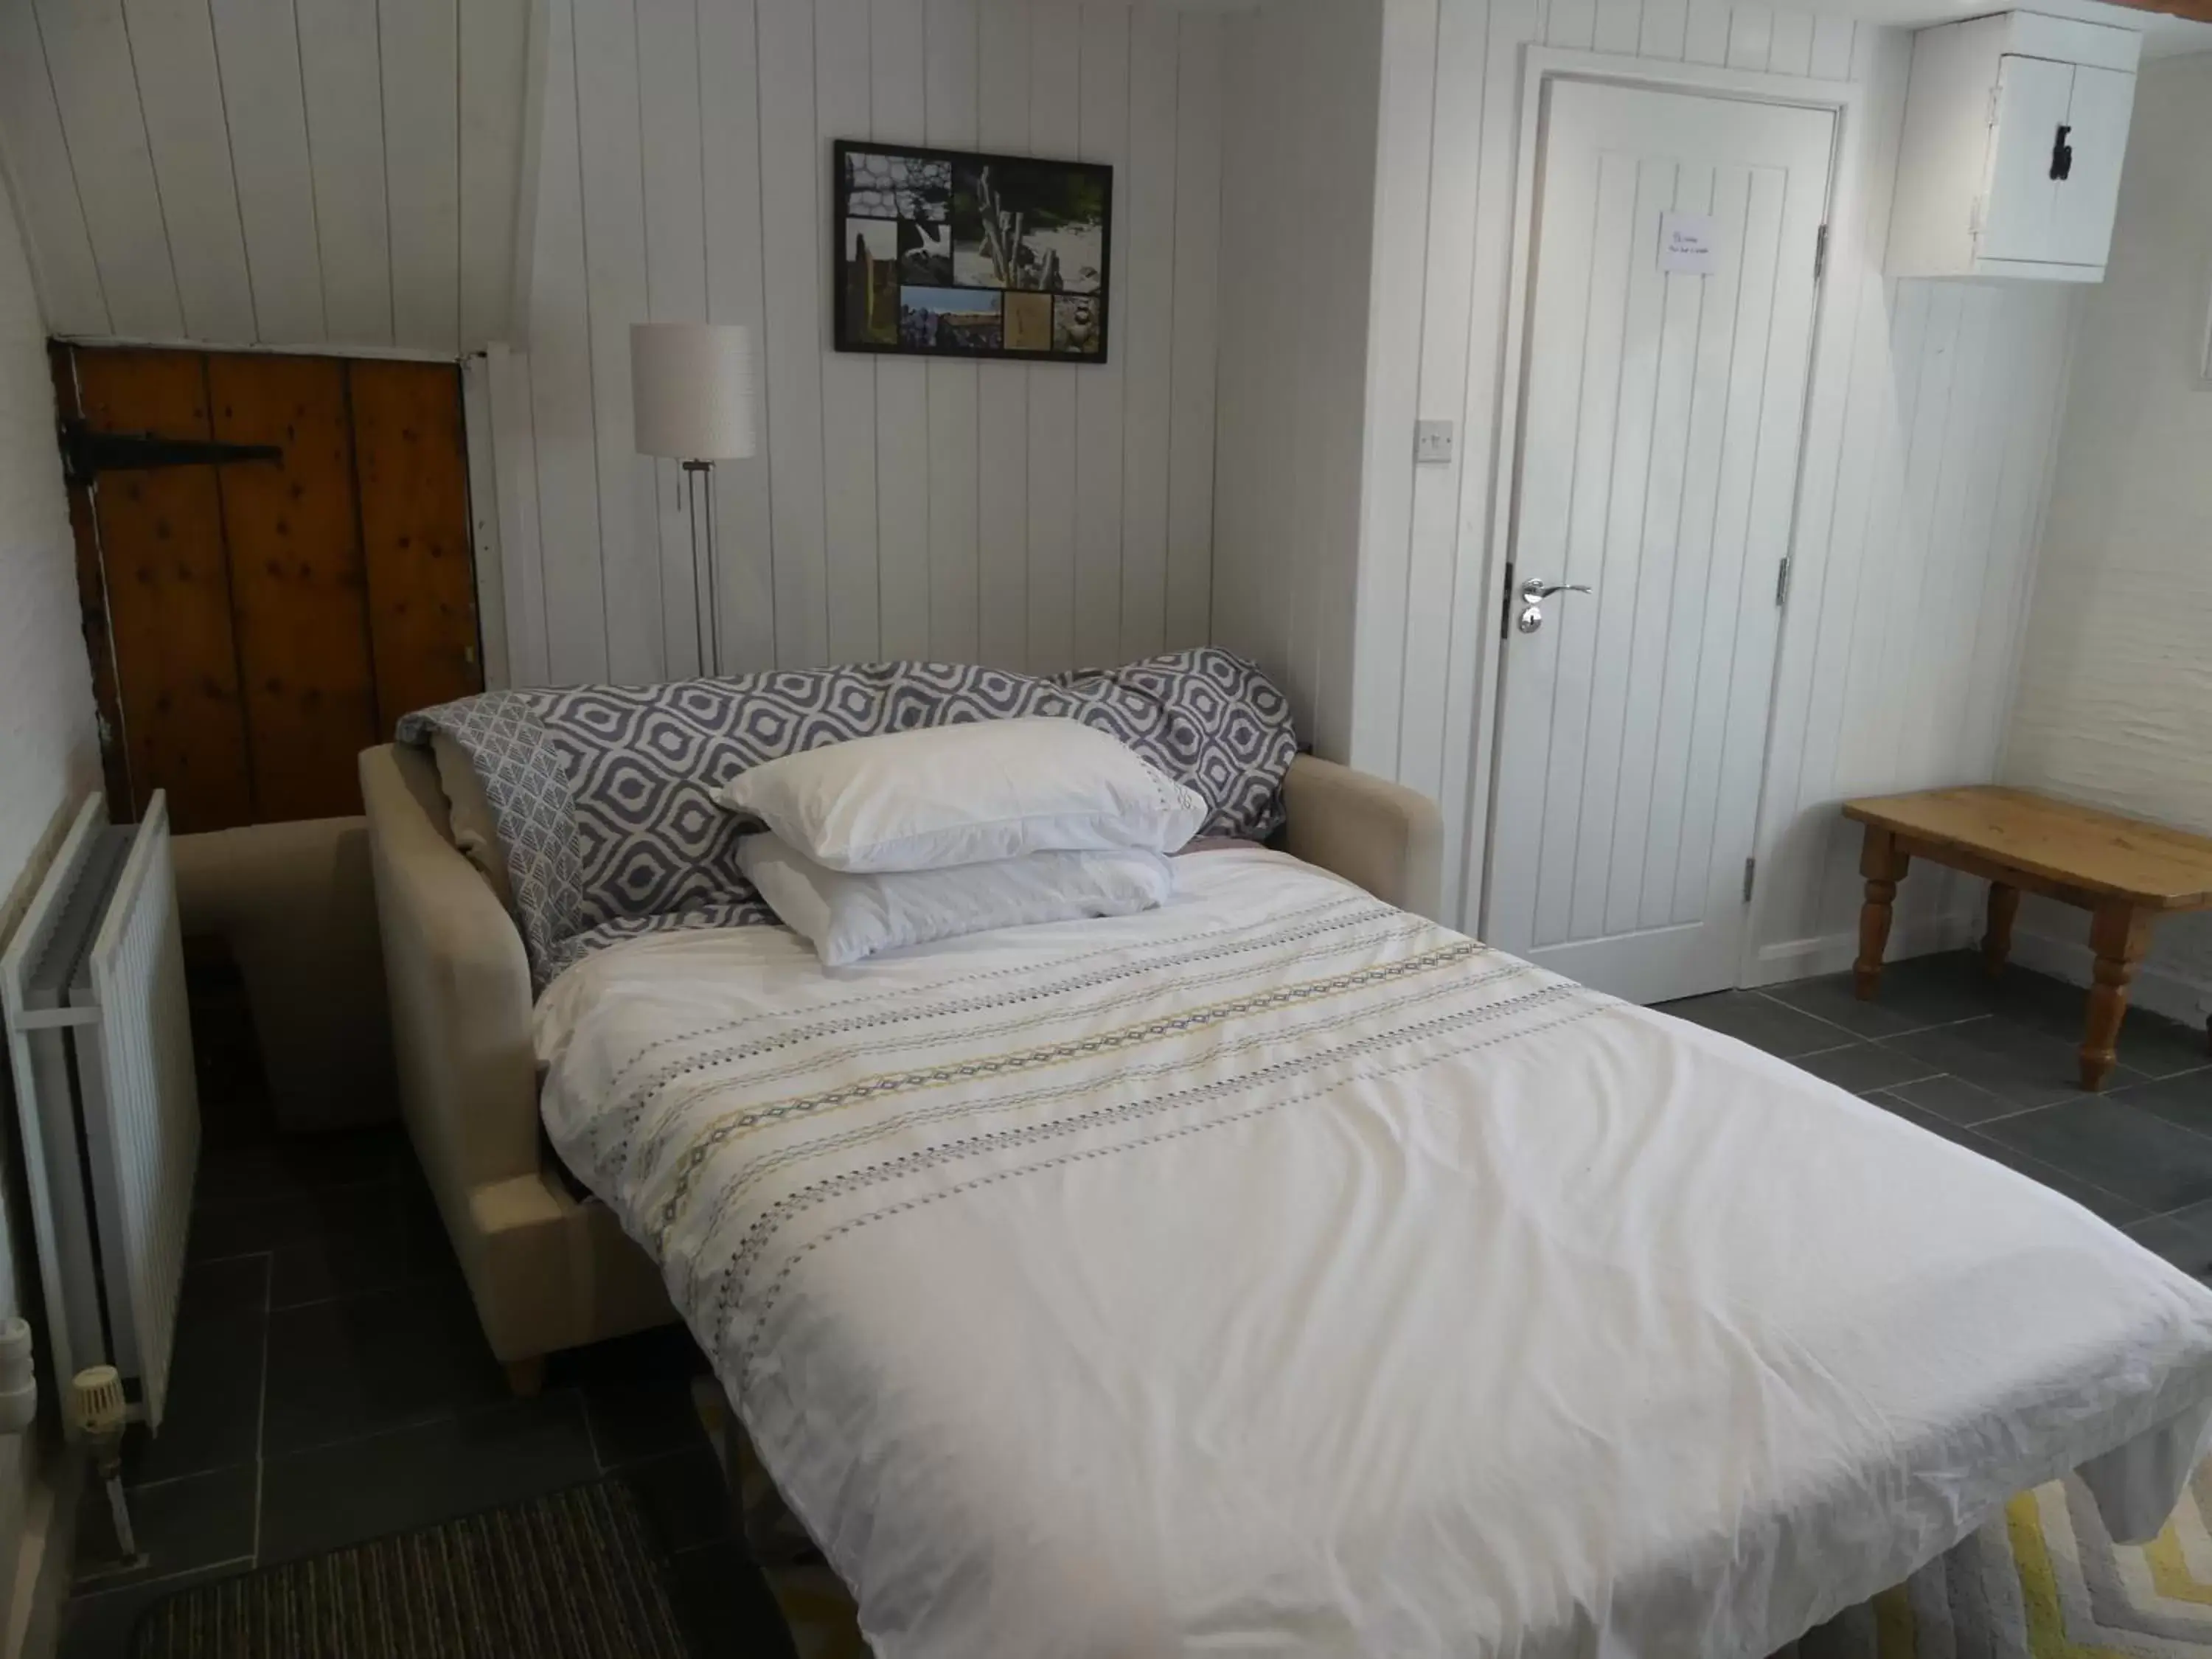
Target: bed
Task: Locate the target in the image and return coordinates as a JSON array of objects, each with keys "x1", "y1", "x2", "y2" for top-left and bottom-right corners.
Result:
[
  {"x1": 535, "y1": 845, "x2": 2212, "y2": 1657},
  {"x1": 361, "y1": 650, "x2": 2212, "y2": 1656}
]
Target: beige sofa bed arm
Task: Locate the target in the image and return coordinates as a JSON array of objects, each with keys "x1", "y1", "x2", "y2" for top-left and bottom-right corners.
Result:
[
  {"x1": 358, "y1": 744, "x2": 539, "y2": 1197},
  {"x1": 1280, "y1": 755, "x2": 1444, "y2": 919}
]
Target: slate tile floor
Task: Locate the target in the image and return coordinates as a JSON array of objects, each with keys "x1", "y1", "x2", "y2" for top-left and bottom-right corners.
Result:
[
  {"x1": 54, "y1": 949, "x2": 2211, "y2": 1655},
  {"x1": 1660, "y1": 950, "x2": 2212, "y2": 1248},
  {"x1": 58, "y1": 1130, "x2": 796, "y2": 1658}
]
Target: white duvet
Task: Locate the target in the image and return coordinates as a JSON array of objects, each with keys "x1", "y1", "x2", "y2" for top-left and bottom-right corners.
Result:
[{"x1": 537, "y1": 849, "x2": 2212, "y2": 1658}]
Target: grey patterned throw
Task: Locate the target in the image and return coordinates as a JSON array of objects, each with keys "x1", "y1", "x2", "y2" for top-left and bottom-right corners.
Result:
[{"x1": 396, "y1": 649, "x2": 1300, "y2": 990}]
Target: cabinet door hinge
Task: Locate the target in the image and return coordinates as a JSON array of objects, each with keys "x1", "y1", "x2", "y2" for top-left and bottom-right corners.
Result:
[
  {"x1": 1812, "y1": 223, "x2": 1829, "y2": 282},
  {"x1": 1775, "y1": 556, "x2": 1792, "y2": 608},
  {"x1": 1743, "y1": 858, "x2": 1756, "y2": 902}
]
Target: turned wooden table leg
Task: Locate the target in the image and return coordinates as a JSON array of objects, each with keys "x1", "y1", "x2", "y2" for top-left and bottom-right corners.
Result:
[
  {"x1": 2081, "y1": 902, "x2": 2154, "y2": 1091},
  {"x1": 1983, "y1": 882, "x2": 2021, "y2": 978},
  {"x1": 1854, "y1": 827, "x2": 1910, "y2": 1001}
]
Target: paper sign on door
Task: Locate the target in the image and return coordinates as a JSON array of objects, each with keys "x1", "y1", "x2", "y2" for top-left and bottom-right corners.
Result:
[{"x1": 1658, "y1": 211, "x2": 1716, "y2": 274}]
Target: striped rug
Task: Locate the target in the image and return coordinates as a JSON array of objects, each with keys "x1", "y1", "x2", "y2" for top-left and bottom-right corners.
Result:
[
  {"x1": 130, "y1": 1481, "x2": 690, "y2": 1659},
  {"x1": 698, "y1": 1380, "x2": 2212, "y2": 1657}
]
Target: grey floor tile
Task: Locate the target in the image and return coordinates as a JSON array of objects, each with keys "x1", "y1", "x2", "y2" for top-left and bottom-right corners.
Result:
[
  {"x1": 2106, "y1": 1069, "x2": 2212, "y2": 1140},
  {"x1": 1858, "y1": 1091, "x2": 2149, "y2": 1223},
  {"x1": 257, "y1": 1393, "x2": 599, "y2": 1565},
  {"x1": 1975, "y1": 1096, "x2": 2212, "y2": 1217},
  {"x1": 261, "y1": 1273, "x2": 506, "y2": 1455},
  {"x1": 619, "y1": 1447, "x2": 739, "y2": 1554},
  {"x1": 58, "y1": 1562, "x2": 252, "y2": 1659},
  {"x1": 194, "y1": 1125, "x2": 412, "y2": 1210},
  {"x1": 1791, "y1": 1041, "x2": 1944, "y2": 1094},
  {"x1": 2126, "y1": 1200, "x2": 2212, "y2": 1278},
  {"x1": 1853, "y1": 951, "x2": 2012, "y2": 1030},
  {"x1": 1652, "y1": 991, "x2": 1857, "y2": 1059},
  {"x1": 1881, "y1": 1018, "x2": 2146, "y2": 1111},
  {"x1": 1882, "y1": 1072, "x2": 2023, "y2": 1128},
  {"x1": 663, "y1": 1540, "x2": 802, "y2": 1659},
  {"x1": 188, "y1": 1180, "x2": 396, "y2": 1265},
  {"x1": 2105, "y1": 1016, "x2": 2212, "y2": 1082},
  {"x1": 1766, "y1": 970, "x2": 1959, "y2": 1040},
  {"x1": 124, "y1": 1287, "x2": 265, "y2": 1487},
  {"x1": 73, "y1": 1465, "x2": 257, "y2": 1592}
]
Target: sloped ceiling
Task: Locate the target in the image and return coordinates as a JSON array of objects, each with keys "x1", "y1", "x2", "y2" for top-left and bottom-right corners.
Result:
[{"x1": 0, "y1": 0, "x2": 533, "y2": 353}]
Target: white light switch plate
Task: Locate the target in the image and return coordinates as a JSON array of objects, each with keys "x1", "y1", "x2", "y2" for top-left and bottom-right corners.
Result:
[{"x1": 1414, "y1": 420, "x2": 1454, "y2": 464}]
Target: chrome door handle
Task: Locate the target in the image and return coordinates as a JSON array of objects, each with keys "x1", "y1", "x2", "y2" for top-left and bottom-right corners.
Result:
[
  {"x1": 1516, "y1": 578, "x2": 1592, "y2": 634},
  {"x1": 1521, "y1": 578, "x2": 1593, "y2": 602}
]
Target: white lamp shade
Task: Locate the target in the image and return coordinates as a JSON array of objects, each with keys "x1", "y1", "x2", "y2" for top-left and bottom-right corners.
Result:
[{"x1": 630, "y1": 322, "x2": 757, "y2": 459}]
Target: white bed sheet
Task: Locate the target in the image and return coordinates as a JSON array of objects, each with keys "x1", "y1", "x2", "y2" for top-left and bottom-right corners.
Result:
[{"x1": 538, "y1": 849, "x2": 2212, "y2": 1658}]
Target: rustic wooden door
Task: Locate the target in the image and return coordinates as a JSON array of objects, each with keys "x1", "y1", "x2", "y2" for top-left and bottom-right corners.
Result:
[{"x1": 55, "y1": 347, "x2": 482, "y2": 833}]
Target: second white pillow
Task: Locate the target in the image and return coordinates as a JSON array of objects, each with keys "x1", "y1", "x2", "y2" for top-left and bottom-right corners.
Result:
[
  {"x1": 738, "y1": 833, "x2": 1176, "y2": 966},
  {"x1": 710, "y1": 716, "x2": 1208, "y2": 872}
]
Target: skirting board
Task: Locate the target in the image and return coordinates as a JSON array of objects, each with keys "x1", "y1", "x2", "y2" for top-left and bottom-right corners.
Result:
[
  {"x1": 2008, "y1": 925, "x2": 2212, "y2": 1029},
  {"x1": 1747, "y1": 911, "x2": 1980, "y2": 989},
  {"x1": 4, "y1": 1450, "x2": 81, "y2": 1659}
]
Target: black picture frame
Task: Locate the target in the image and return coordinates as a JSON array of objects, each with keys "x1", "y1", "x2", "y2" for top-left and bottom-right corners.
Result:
[{"x1": 831, "y1": 139, "x2": 1113, "y2": 364}]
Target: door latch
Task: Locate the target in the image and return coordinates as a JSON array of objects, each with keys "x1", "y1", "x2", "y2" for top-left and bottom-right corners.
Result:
[{"x1": 2050, "y1": 123, "x2": 2073, "y2": 181}]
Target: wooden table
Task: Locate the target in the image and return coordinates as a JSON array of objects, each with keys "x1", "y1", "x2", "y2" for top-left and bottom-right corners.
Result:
[{"x1": 1843, "y1": 786, "x2": 2212, "y2": 1090}]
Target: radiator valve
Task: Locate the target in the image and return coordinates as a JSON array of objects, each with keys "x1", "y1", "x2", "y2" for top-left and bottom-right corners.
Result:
[{"x1": 0, "y1": 1318, "x2": 34, "y2": 1435}]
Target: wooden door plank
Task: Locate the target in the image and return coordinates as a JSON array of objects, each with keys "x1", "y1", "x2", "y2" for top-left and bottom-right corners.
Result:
[
  {"x1": 49, "y1": 346, "x2": 133, "y2": 815},
  {"x1": 209, "y1": 353, "x2": 380, "y2": 821},
  {"x1": 73, "y1": 349, "x2": 254, "y2": 832},
  {"x1": 349, "y1": 361, "x2": 484, "y2": 724}
]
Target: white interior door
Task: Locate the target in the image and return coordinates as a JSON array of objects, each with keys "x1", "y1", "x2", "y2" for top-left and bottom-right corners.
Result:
[{"x1": 1484, "y1": 79, "x2": 1834, "y2": 1004}]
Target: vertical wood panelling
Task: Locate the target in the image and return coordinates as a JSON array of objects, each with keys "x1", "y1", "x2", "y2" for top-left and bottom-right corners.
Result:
[
  {"x1": 121, "y1": 0, "x2": 256, "y2": 341},
  {"x1": 450, "y1": 0, "x2": 1217, "y2": 686},
  {"x1": 208, "y1": 0, "x2": 327, "y2": 344},
  {"x1": 1023, "y1": 0, "x2": 1081, "y2": 674},
  {"x1": 573, "y1": 0, "x2": 662, "y2": 680},
  {"x1": 699, "y1": 0, "x2": 777, "y2": 674},
  {"x1": 296, "y1": 0, "x2": 395, "y2": 344},
  {"x1": 0, "y1": 2, "x2": 110, "y2": 335},
  {"x1": 459, "y1": 0, "x2": 531, "y2": 344},
  {"x1": 34, "y1": 0, "x2": 182, "y2": 337},
  {"x1": 640, "y1": 0, "x2": 712, "y2": 674},
  {"x1": 1682, "y1": 0, "x2": 1730, "y2": 65},
  {"x1": 925, "y1": 0, "x2": 981, "y2": 661},
  {"x1": 1397, "y1": 0, "x2": 1486, "y2": 801},
  {"x1": 759, "y1": 0, "x2": 832, "y2": 667},
  {"x1": 486, "y1": 344, "x2": 551, "y2": 685},
  {"x1": 1346, "y1": 0, "x2": 1437, "y2": 773},
  {"x1": 818, "y1": 0, "x2": 882, "y2": 665},
  {"x1": 1071, "y1": 1, "x2": 1128, "y2": 669},
  {"x1": 872, "y1": 0, "x2": 932, "y2": 661},
  {"x1": 207, "y1": 352, "x2": 377, "y2": 818},
  {"x1": 459, "y1": 352, "x2": 510, "y2": 686},
  {"x1": 1725, "y1": 4, "x2": 1773, "y2": 69},
  {"x1": 1116, "y1": 3, "x2": 1177, "y2": 661},
  {"x1": 3, "y1": 0, "x2": 527, "y2": 352},
  {"x1": 975, "y1": 0, "x2": 1032, "y2": 667},
  {"x1": 1765, "y1": 9, "x2": 1812, "y2": 76},
  {"x1": 523, "y1": 0, "x2": 608, "y2": 681},
  {"x1": 1162, "y1": 12, "x2": 1219, "y2": 653}
]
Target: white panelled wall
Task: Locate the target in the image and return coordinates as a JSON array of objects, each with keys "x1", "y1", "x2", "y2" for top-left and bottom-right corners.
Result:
[
  {"x1": 487, "y1": 0, "x2": 1223, "y2": 688},
  {"x1": 1216, "y1": 0, "x2": 2081, "y2": 973},
  {"x1": 2003, "y1": 52, "x2": 2212, "y2": 1026},
  {"x1": 0, "y1": 0, "x2": 532, "y2": 352}
]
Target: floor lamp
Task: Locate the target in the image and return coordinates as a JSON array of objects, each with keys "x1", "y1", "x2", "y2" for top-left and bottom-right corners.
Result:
[{"x1": 630, "y1": 321, "x2": 757, "y2": 676}]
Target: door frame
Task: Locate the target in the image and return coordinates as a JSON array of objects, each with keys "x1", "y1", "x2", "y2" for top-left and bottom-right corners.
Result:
[{"x1": 1461, "y1": 46, "x2": 1871, "y2": 995}]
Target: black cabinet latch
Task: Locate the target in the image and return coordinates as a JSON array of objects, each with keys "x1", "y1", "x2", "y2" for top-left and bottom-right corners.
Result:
[{"x1": 2051, "y1": 124, "x2": 2074, "y2": 181}]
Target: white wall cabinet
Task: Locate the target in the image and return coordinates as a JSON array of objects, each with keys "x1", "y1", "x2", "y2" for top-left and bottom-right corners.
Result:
[{"x1": 1887, "y1": 12, "x2": 2140, "y2": 282}]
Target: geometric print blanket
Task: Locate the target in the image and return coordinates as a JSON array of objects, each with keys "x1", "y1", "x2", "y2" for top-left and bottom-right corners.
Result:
[{"x1": 395, "y1": 647, "x2": 1298, "y2": 991}]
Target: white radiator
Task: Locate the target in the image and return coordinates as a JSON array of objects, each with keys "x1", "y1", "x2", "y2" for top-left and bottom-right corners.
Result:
[{"x1": 1, "y1": 792, "x2": 199, "y2": 1433}]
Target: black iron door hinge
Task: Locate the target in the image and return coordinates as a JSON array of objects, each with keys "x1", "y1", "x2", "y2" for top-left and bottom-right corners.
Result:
[{"x1": 60, "y1": 418, "x2": 282, "y2": 490}]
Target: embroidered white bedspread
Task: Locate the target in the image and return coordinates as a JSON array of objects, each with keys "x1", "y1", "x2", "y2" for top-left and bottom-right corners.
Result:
[{"x1": 536, "y1": 849, "x2": 2212, "y2": 1658}]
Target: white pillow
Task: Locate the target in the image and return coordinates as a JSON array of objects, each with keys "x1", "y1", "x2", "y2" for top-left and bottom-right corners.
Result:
[
  {"x1": 738, "y1": 833, "x2": 1176, "y2": 966},
  {"x1": 710, "y1": 717, "x2": 1208, "y2": 873}
]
